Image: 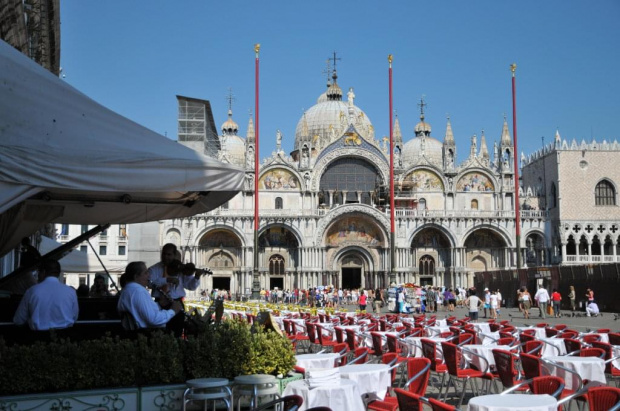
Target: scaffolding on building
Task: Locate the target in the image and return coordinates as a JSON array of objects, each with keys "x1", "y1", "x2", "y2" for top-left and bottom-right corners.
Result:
[{"x1": 176, "y1": 95, "x2": 220, "y2": 158}]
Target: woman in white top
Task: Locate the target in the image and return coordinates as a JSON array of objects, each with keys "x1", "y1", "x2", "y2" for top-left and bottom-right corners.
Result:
[
  {"x1": 464, "y1": 289, "x2": 483, "y2": 322},
  {"x1": 489, "y1": 292, "x2": 498, "y2": 320},
  {"x1": 520, "y1": 287, "x2": 531, "y2": 319}
]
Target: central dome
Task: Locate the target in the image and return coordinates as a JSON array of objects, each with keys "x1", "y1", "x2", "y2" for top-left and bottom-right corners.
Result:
[{"x1": 294, "y1": 84, "x2": 373, "y2": 151}]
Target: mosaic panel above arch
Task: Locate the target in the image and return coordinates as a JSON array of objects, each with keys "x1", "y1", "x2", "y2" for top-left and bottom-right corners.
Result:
[
  {"x1": 411, "y1": 227, "x2": 451, "y2": 248},
  {"x1": 259, "y1": 226, "x2": 299, "y2": 247},
  {"x1": 325, "y1": 215, "x2": 384, "y2": 247},
  {"x1": 456, "y1": 172, "x2": 494, "y2": 192},
  {"x1": 199, "y1": 229, "x2": 242, "y2": 248},
  {"x1": 165, "y1": 229, "x2": 182, "y2": 248},
  {"x1": 259, "y1": 168, "x2": 300, "y2": 190},
  {"x1": 402, "y1": 169, "x2": 444, "y2": 191},
  {"x1": 464, "y1": 229, "x2": 506, "y2": 248}
]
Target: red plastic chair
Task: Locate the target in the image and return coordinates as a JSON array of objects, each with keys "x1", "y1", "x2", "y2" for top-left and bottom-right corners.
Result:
[
  {"x1": 499, "y1": 375, "x2": 565, "y2": 399},
  {"x1": 559, "y1": 329, "x2": 579, "y2": 339},
  {"x1": 393, "y1": 388, "x2": 425, "y2": 411},
  {"x1": 579, "y1": 347, "x2": 606, "y2": 358},
  {"x1": 315, "y1": 324, "x2": 338, "y2": 351},
  {"x1": 441, "y1": 341, "x2": 494, "y2": 407},
  {"x1": 349, "y1": 347, "x2": 370, "y2": 364},
  {"x1": 523, "y1": 340, "x2": 544, "y2": 357},
  {"x1": 582, "y1": 334, "x2": 602, "y2": 344},
  {"x1": 493, "y1": 348, "x2": 526, "y2": 392},
  {"x1": 563, "y1": 338, "x2": 582, "y2": 354},
  {"x1": 421, "y1": 338, "x2": 449, "y2": 398},
  {"x1": 554, "y1": 324, "x2": 568, "y2": 331},
  {"x1": 345, "y1": 328, "x2": 359, "y2": 352},
  {"x1": 584, "y1": 386, "x2": 620, "y2": 411},
  {"x1": 545, "y1": 327, "x2": 559, "y2": 338},
  {"x1": 370, "y1": 331, "x2": 387, "y2": 359},
  {"x1": 591, "y1": 341, "x2": 620, "y2": 384},
  {"x1": 333, "y1": 326, "x2": 345, "y2": 344},
  {"x1": 519, "y1": 352, "x2": 544, "y2": 381},
  {"x1": 609, "y1": 332, "x2": 620, "y2": 345}
]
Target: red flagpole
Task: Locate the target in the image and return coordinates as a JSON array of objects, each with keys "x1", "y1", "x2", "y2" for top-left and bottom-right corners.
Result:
[
  {"x1": 389, "y1": 55, "x2": 396, "y2": 286},
  {"x1": 511, "y1": 63, "x2": 522, "y2": 269},
  {"x1": 252, "y1": 44, "x2": 260, "y2": 299}
]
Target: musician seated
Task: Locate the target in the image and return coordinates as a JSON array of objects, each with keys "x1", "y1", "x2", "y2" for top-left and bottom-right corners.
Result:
[
  {"x1": 13, "y1": 259, "x2": 78, "y2": 331},
  {"x1": 89, "y1": 274, "x2": 112, "y2": 298},
  {"x1": 117, "y1": 261, "x2": 183, "y2": 330}
]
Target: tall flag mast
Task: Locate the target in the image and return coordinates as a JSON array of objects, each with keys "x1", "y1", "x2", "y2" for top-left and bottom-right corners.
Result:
[
  {"x1": 388, "y1": 55, "x2": 396, "y2": 287},
  {"x1": 510, "y1": 63, "x2": 522, "y2": 269},
  {"x1": 252, "y1": 43, "x2": 261, "y2": 299}
]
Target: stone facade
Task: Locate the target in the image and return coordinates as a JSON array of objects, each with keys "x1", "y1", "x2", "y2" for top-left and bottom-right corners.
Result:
[{"x1": 161, "y1": 73, "x2": 563, "y2": 297}]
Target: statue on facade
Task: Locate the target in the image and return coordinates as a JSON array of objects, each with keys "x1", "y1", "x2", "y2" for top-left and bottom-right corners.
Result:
[
  {"x1": 246, "y1": 146, "x2": 254, "y2": 168},
  {"x1": 301, "y1": 146, "x2": 309, "y2": 168},
  {"x1": 276, "y1": 130, "x2": 283, "y2": 152},
  {"x1": 347, "y1": 87, "x2": 355, "y2": 107}
]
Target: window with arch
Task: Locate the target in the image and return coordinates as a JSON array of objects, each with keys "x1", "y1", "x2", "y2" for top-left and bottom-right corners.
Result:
[
  {"x1": 418, "y1": 198, "x2": 426, "y2": 211},
  {"x1": 275, "y1": 197, "x2": 283, "y2": 209},
  {"x1": 550, "y1": 183, "x2": 557, "y2": 208},
  {"x1": 471, "y1": 199, "x2": 479, "y2": 210},
  {"x1": 419, "y1": 255, "x2": 435, "y2": 275},
  {"x1": 595, "y1": 180, "x2": 616, "y2": 206},
  {"x1": 269, "y1": 255, "x2": 285, "y2": 275}
]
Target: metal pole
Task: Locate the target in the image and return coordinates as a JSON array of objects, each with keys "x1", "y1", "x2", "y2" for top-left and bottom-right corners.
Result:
[
  {"x1": 252, "y1": 43, "x2": 261, "y2": 299},
  {"x1": 511, "y1": 63, "x2": 522, "y2": 269},
  {"x1": 388, "y1": 55, "x2": 396, "y2": 287}
]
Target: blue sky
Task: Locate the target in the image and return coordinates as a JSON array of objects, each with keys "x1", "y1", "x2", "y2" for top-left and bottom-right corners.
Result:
[{"x1": 60, "y1": 1, "x2": 620, "y2": 162}]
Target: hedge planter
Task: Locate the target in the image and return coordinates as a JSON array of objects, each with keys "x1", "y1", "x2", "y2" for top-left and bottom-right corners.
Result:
[{"x1": 0, "y1": 385, "x2": 186, "y2": 411}]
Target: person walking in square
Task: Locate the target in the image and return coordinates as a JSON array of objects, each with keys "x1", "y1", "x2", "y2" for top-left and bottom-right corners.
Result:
[
  {"x1": 551, "y1": 289, "x2": 562, "y2": 318},
  {"x1": 535, "y1": 285, "x2": 550, "y2": 319}
]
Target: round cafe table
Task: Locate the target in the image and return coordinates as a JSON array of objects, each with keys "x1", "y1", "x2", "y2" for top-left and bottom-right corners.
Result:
[
  {"x1": 544, "y1": 356, "x2": 606, "y2": 391},
  {"x1": 468, "y1": 394, "x2": 557, "y2": 411},
  {"x1": 295, "y1": 353, "x2": 338, "y2": 370},
  {"x1": 338, "y1": 363, "x2": 391, "y2": 400},
  {"x1": 283, "y1": 378, "x2": 364, "y2": 411}
]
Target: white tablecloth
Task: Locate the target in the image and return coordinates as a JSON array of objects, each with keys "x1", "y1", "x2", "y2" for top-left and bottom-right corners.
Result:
[
  {"x1": 426, "y1": 325, "x2": 450, "y2": 337},
  {"x1": 613, "y1": 345, "x2": 620, "y2": 369},
  {"x1": 480, "y1": 331, "x2": 500, "y2": 345},
  {"x1": 468, "y1": 394, "x2": 557, "y2": 411},
  {"x1": 473, "y1": 323, "x2": 492, "y2": 334},
  {"x1": 338, "y1": 363, "x2": 392, "y2": 400},
  {"x1": 402, "y1": 336, "x2": 448, "y2": 358},
  {"x1": 544, "y1": 356, "x2": 606, "y2": 391},
  {"x1": 517, "y1": 327, "x2": 546, "y2": 339},
  {"x1": 295, "y1": 353, "x2": 339, "y2": 370},
  {"x1": 283, "y1": 379, "x2": 365, "y2": 411},
  {"x1": 539, "y1": 337, "x2": 567, "y2": 357},
  {"x1": 462, "y1": 344, "x2": 511, "y2": 372},
  {"x1": 436, "y1": 319, "x2": 448, "y2": 327}
]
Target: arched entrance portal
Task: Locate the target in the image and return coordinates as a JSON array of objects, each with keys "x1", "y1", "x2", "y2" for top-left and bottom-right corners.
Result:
[{"x1": 340, "y1": 253, "x2": 363, "y2": 290}]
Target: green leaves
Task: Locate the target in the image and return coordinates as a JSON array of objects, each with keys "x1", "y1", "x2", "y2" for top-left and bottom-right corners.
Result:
[{"x1": 0, "y1": 320, "x2": 296, "y2": 396}]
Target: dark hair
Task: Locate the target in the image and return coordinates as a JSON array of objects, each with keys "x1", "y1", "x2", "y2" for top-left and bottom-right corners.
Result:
[
  {"x1": 469, "y1": 289, "x2": 477, "y2": 296},
  {"x1": 41, "y1": 259, "x2": 61, "y2": 277},
  {"x1": 123, "y1": 261, "x2": 146, "y2": 283},
  {"x1": 95, "y1": 274, "x2": 105, "y2": 282},
  {"x1": 77, "y1": 284, "x2": 89, "y2": 297},
  {"x1": 161, "y1": 243, "x2": 177, "y2": 257}
]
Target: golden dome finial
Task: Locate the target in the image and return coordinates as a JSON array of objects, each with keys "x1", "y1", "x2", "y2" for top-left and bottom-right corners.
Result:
[
  {"x1": 510, "y1": 63, "x2": 517, "y2": 77},
  {"x1": 254, "y1": 43, "x2": 261, "y2": 56},
  {"x1": 388, "y1": 54, "x2": 393, "y2": 67}
]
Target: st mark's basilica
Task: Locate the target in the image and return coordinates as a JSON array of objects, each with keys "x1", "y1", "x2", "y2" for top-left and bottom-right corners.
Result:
[{"x1": 163, "y1": 66, "x2": 554, "y2": 296}]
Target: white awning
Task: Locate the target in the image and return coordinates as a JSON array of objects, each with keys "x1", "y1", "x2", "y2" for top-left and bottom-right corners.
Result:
[{"x1": 0, "y1": 40, "x2": 244, "y2": 256}]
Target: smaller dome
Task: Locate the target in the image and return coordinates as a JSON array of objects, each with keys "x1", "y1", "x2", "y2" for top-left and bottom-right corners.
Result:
[
  {"x1": 221, "y1": 134, "x2": 246, "y2": 166},
  {"x1": 221, "y1": 109, "x2": 238, "y2": 135},
  {"x1": 414, "y1": 115, "x2": 431, "y2": 135}
]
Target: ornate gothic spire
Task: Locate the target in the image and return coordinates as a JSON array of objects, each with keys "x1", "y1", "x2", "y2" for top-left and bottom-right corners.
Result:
[
  {"x1": 470, "y1": 134, "x2": 477, "y2": 158},
  {"x1": 444, "y1": 115, "x2": 455, "y2": 145},
  {"x1": 246, "y1": 114, "x2": 255, "y2": 144},
  {"x1": 501, "y1": 114, "x2": 512, "y2": 147},
  {"x1": 393, "y1": 112, "x2": 403, "y2": 148},
  {"x1": 479, "y1": 130, "x2": 489, "y2": 161}
]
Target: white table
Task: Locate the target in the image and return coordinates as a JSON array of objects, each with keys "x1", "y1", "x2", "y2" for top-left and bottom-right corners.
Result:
[
  {"x1": 338, "y1": 363, "x2": 392, "y2": 400},
  {"x1": 613, "y1": 345, "x2": 620, "y2": 369},
  {"x1": 479, "y1": 331, "x2": 500, "y2": 345},
  {"x1": 283, "y1": 378, "x2": 364, "y2": 411},
  {"x1": 295, "y1": 353, "x2": 339, "y2": 370},
  {"x1": 435, "y1": 319, "x2": 448, "y2": 327},
  {"x1": 539, "y1": 337, "x2": 567, "y2": 357},
  {"x1": 544, "y1": 355, "x2": 606, "y2": 391},
  {"x1": 462, "y1": 344, "x2": 511, "y2": 372},
  {"x1": 402, "y1": 336, "x2": 448, "y2": 358},
  {"x1": 426, "y1": 325, "x2": 450, "y2": 337},
  {"x1": 473, "y1": 322, "x2": 492, "y2": 334},
  {"x1": 517, "y1": 327, "x2": 546, "y2": 340},
  {"x1": 468, "y1": 394, "x2": 557, "y2": 411}
]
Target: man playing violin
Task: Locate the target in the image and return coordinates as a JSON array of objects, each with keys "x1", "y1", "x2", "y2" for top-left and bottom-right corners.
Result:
[{"x1": 148, "y1": 243, "x2": 208, "y2": 336}]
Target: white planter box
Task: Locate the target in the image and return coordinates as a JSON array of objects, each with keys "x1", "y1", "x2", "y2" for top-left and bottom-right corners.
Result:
[{"x1": 0, "y1": 384, "x2": 186, "y2": 411}]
